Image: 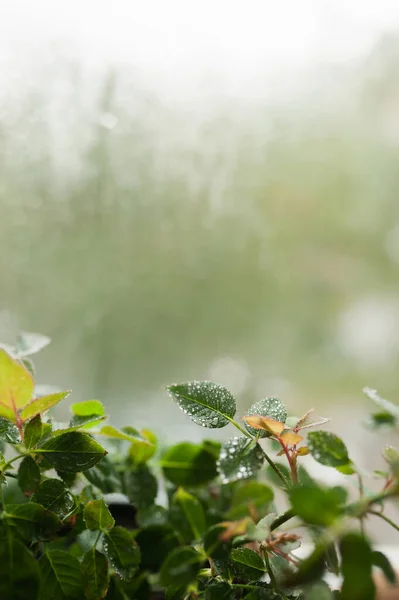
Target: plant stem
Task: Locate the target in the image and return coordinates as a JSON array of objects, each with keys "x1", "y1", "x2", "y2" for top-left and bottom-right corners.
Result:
[
  {"x1": 260, "y1": 447, "x2": 290, "y2": 486},
  {"x1": 368, "y1": 509, "x2": 399, "y2": 533},
  {"x1": 270, "y1": 509, "x2": 296, "y2": 532},
  {"x1": 264, "y1": 550, "x2": 277, "y2": 590},
  {"x1": 229, "y1": 417, "x2": 253, "y2": 439},
  {"x1": 2, "y1": 453, "x2": 25, "y2": 473},
  {"x1": 230, "y1": 417, "x2": 289, "y2": 486}
]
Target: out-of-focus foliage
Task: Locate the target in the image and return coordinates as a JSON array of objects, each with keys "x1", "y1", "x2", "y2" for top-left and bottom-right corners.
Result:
[{"x1": 2, "y1": 36, "x2": 399, "y2": 417}]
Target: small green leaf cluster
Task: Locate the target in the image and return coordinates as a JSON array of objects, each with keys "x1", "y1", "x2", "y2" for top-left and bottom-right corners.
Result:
[{"x1": 0, "y1": 333, "x2": 398, "y2": 599}]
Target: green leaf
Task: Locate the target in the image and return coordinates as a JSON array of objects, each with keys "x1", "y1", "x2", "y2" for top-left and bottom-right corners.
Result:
[
  {"x1": 160, "y1": 546, "x2": 203, "y2": 587},
  {"x1": 266, "y1": 462, "x2": 291, "y2": 487},
  {"x1": 229, "y1": 548, "x2": 266, "y2": 581},
  {"x1": 24, "y1": 414, "x2": 43, "y2": 449},
  {"x1": 371, "y1": 550, "x2": 397, "y2": 584},
  {"x1": 307, "y1": 431, "x2": 350, "y2": 468},
  {"x1": 0, "y1": 348, "x2": 35, "y2": 421},
  {"x1": 84, "y1": 499, "x2": 115, "y2": 531},
  {"x1": 52, "y1": 414, "x2": 107, "y2": 437},
  {"x1": 68, "y1": 414, "x2": 106, "y2": 431},
  {"x1": 5, "y1": 502, "x2": 60, "y2": 540},
  {"x1": 167, "y1": 380, "x2": 236, "y2": 428},
  {"x1": 129, "y1": 428, "x2": 157, "y2": 466},
  {"x1": 103, "y1": 527, "x2": 141, "y2": 581},
  {"x1": 137, "y1": 505, "x2": 168, "y2": 527},
  {"x1": 35, "y1": 431, "x2": 107, "y2": 472},
  {"x1": 124, "y1": 465, "x2": 158, "y2": 508},
  {"x1": 228, "y1": 481, "x2": 274, "y2": 519},
  {"x1": 135, "y1": 525, "x2": 180, "y2": 573},
  {"x1": 383, "y1": 446, "x2": 399, "y2": 477},
  {"x1": 340, "y1": 533, "x2": 375, "y2": 600},
  {"x1": 174, "y1": 487, "x2": 206, "y2": 539},
  {"x1": 289, "y1": 483, "x2": 345, "y2": 526},
  {"x1": 83, "y1": 456, "x2": 121, "y2": 494},
  {"x1": 304, "y1": 581, "x2": 335, "y2": 599},
  {"x1": 161, "y1": 441, "x2": 218, "y2": 486},
  {"x1": 82, "y1": 549, "x2": 110, "y2": 600},
  {"x1": 18, "y1": 455, "x2": 41, "y2": 494},
  {"x1": 97, "y1": 425, "x2": 150, "y2": 444},
  {"x1": 244, "y1": 397, "x2": 287, "y2": 438},
  {"x1": 203, "y1": 525, "x2": 232, "y2": 578},
  {"x1": 70, "y1": 400, "x2": 105, "y2": 417},
  {"x1": 205, "y1": 582, "x2": 235, "y2": 600},
  {"x1": 363, "y1": 387, "x2": 399, "y2": 419},
  {"x1": 21, "y1": 391, "x2": 71, "y2": 421},
  {"x1": 32, "y1": 478, "x2": 75, "y2": 519},
  {"x1": 0, "y1": 535, "x2": 40, "y2": 600},
  {"x1": 39, "y1": 550, "x2": 83, "y2": 600},
  {"x1": 0, "y1": 417, "x2": 21, "y2": 444},
  {"x1": 217, "y1": 437, "x2": 264, "y2": 484},
  {"x1": 21, "y1": 357, "x2": 35, "y2": 378},
  {"x1": 16, "y1": 331, "x2": 51, "y2": 357}
]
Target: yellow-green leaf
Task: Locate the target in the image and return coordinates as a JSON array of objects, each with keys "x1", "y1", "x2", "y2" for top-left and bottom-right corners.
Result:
[
  {"x1": 20, "y1": 391, "x2": 71, "y2": 422},
  {"x1": 0, "y1": 349, "x2": 34, "y2": 421},
  {"x1": 98, "y1": 425, "x2": 152, "y2": 445}
]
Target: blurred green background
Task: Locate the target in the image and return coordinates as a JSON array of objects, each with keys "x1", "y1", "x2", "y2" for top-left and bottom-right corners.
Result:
[{"x1": 1, "y1": 12, "x2": 399, "y2": 449}]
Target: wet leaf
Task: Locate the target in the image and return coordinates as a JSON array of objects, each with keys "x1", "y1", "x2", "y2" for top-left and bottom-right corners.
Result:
[
  {"x1": 160, "y1": 546, "x2": 202, "y2": 587},
  {"x1": 83, "y1": 456, "x2": 121, "y2": 494},
  {"x1": 39, "y1": 550, "x2": 83, "y2": 600},
  {"x1": 84, "y1": 499, "x2": 115, "y2": 531},
  {"x1": 35, "y1": 431, "x2": 107, "y2": 472},
  {"x1": 167, "y1": 380, "x2": 236, "y2": 428},
  {"x1": 82, "y1": 549, "x2": 110, "y2": 600},
  {"x1": 32, "y1": 478, "x2": 75, "y2": 519},
  {"x1": 124, "y1": 465, "x2": 157, "y2": 508},
  {"x1": 53, "y1": 414, "x2": 107, "y2": 436},
  {"x1": 244, "y1": 397, "x2": 287, "y2": 438},
  {"x1": 204, "y1": 582, "x2": 235, "y2": 600},
  {"x1": 102, "y1": 526, "x2": 141, "y2": 581},
  {"x1": 24, "y1": 414, "x2": 43, "y2": 449},
  {"x1": 16, "y1": 332, "x2": 51, "y2": 357},
  {"x1": 18, "y1": 455, "x2": 41, "y2": 494},
  {"x1": 161, "y1": 441, "x2": 218, "y2": 486},
  {"x1": 174, "y1": 487, "x2": 206, "y2": 539},
  {"x1": 0, "y1": 417, "x2": 21, "y2": 444},
  {"x1": 0, "y1": 535, "x2": 40, "y2": 600},
  {"x1": 217, "y1": 437, "x2": 264, "y2": 484},
  {"x1": 0, "y1": 349, "x2": 34, "y2": 421},
  {"x1": 229, "y1": 547, "x2": 266, "y2": 581},
  {"x1": 21, "y1": 391, "x2": 71, "y2": 422},
  {"x1": 308, "y1": 431, "x2": 350, "y2": 468},
  {"x1": 70, "y1": 400, "x2": 105, "y2": 417},
  {"x1": 5, "y1": 502, "x2": 60, "y2": 540},
  {"x1": 340, "y1": 533, "x2": 375, "y2": 600}
]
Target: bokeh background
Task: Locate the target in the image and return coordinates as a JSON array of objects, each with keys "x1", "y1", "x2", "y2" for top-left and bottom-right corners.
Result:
[{"x1": 1, "y1": 0, "x2": 399, "y2": 470}]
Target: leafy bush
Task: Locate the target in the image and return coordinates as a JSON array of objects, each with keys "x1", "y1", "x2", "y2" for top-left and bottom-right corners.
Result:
[{"x1": 0, "y1": 332, "x2": 398, "y2": 599}]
